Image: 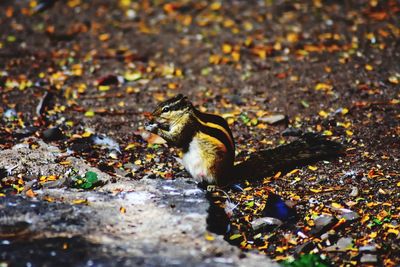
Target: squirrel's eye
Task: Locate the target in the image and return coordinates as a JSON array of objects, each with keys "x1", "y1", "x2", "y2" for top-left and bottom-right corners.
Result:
[{"x1": 162, "y1": 106, "x2": 170, "y2": 112}]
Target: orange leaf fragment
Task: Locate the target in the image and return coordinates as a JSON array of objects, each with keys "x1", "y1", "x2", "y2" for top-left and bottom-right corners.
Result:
[
  {"x1": 274, "y1": 172, "x2": 281, "y2": 179},
  {"x1": 369, "y1": 12, "x2": 388, "y2": 21},
  {"x1": 286, "y1": 32, "x2": 299, "y2": 43},
  {"x1": 361, "y1": 215, "x2": 370, "y2": 224},
  {"x1": 99, "y1": 33, "x2": 110, "y2": 41},
  {"x1": 25, "y1": 189, "x2": 36, "y2": 198},
  {"x1": 43, "y1": 196, "x2": 54, "y2": 202}
]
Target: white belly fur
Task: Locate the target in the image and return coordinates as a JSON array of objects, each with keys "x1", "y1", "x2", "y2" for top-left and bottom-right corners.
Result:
[{"x1": 182, "y1": 139, "x2": 215, "y2": 183}]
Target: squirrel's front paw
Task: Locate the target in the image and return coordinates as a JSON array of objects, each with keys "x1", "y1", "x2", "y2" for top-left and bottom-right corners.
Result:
[{"x1": 145, "y1": 122, "x2": 158, "y2": 132}]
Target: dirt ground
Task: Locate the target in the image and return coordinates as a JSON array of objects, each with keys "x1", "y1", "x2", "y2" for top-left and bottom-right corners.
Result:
[{"x1": 0, "y1": 0, "x2": 399, "y2": 266}]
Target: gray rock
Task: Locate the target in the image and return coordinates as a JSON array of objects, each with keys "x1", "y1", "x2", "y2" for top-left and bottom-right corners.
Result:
[
  {"x1": 359, "y1": 244, "x2": 377, "y2": 252},
  {"x1": 294, "y1": 241, "x2": 315, "y2": 255},
  {"x1": 0, "y1": 139, "x2": 278, "y2": 267},
  {"x1": 338, "y1": 211, "x2": 360, "y2": 222},
  {"x1": 0, "y1": 139, "x2": 111, "y2": 183},
  {"x1": 259, "y1": 114, "x2": 286, "y2": 124},
  {"x1": 309, "y1": 215, "x2": 337, "y2": 236},
  {"x1": 349, "y1": 186, "x2": 359, "y2": 197},
  {"x1": 336, "y1": 237, "x2": 353, "y2": 249},
  {"x1": 326, "y1": 237, "x2": 353, "y2": 252},
  {"x1": 360, "y1": 254, "x2": 378, "y2": 263},
  {"x1": 92, "y1": 134, "x2": 121, "y2": 153},
  {"x1": 251, "y1": 217, "x2": 283, "y2": 232}
]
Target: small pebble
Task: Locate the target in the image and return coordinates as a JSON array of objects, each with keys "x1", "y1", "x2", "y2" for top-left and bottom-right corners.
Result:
[
  {"x1": 359, "y1": 244, "x2": 377, "y2": 252},
  {"x1": 360, "y1": 254, "x2": 377, "y2": 263},
  {"x1": 251, "y1": 217, "x2": 282, "y2": 232},
  {"x1": 349, "y1": 186, "x2": 359, "y2": 197},
  {"x1": 259, "y1": 114, "x2": 286, "y2": 124}
]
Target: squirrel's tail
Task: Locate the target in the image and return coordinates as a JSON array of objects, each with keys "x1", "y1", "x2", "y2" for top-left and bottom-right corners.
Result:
[{"x1": 233, "y1": 133, "x2": 343, "y2": 182}]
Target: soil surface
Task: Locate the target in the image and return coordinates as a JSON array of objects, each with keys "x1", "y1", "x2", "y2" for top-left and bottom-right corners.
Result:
[{"x1": 0, "y1": 0, "x2": 399, "y2": 266}]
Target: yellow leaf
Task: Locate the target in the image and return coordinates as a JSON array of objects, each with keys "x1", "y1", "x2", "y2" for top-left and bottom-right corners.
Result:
[
  {"x1": 120, "y1": 206, "x2": 126, "y2": 214},
  {"x1": 210, "y1": 2, "x2": 221, "y2": 10},
  {"x1": 341, "y1": 108, "x2": 349, "y2": 115},
  {"x1": 43, "y1": 196, "x2": 54, "y2": 202},
  {"x1": 288, "y1": 169, "x2": 300, "y2": 176},
  {"x1": 209, "y1": 54, "x2": 221, "y2": 64},
  {"x1": 275, "y1": 255, "x2": 289, "y2": 261},
  {"x1": 98, "y1": 85, "x2": 110, "y2": 91},
  {"x1": 323, "y1": 130, "x2": 333, "y2": 136},
  {"x1": 244, "y1": 37, "x2": 253, "y2": 46},
  {"x1": 47, "y1": 175, "x2": 57, "y2": 181},
  {"x1": 253, "y1": 48, "x2": 266, "y2": 59},
  {"x1": 276, "y1": 246, "x2": 288, "y2": 253},
  {"x1": 124, "y1": 71, "x2": 142, "y2": 81},
  {"x1": 387, "y1": 228, "x2": 399, "y2": 236},
  {"x1": 361, "y1": 215, "x2": 370, "y2": 224},
  {"x1": 365, "y1": 64, "x2": 374, "y2": 71},
  {"x1": 119, "y1": 0, "x2": 131, "y2": 8},
  {"x1": 126, "y1": 86, "x2": 139, "y2": 94},
  {"x1": 319, "y1": 110, "x2": 328, "y2": 118},
  {"x1": 243, "y1": 21, "x2": 253, "y2": 31},
  {"x1": 223, "y1": 19, "x2": 235, "y2": 28},
  {"x1": 331, "y1": 202, "x2": 343, "y2": 209},
  {"x1": 231, "y1": 51, "x2": 240, "y2": 62},
  {"x1": 229, "y1": 234, "x2": 242, "y2": 240},
  {"x1": 82, "y1": 131, "x2": 92, "y2": 137},
  {"x1": 167, "y1": 82, "x2": 177, "y2": 90},
  {"x1": 72, "y1": 199, "x2": 88, "y2": 205},
  {"x1": 310, "y1": 188, "x2": 322, "y2": 193},
  {"x1": 315, "y1": 83, "x2": 333, "y2": 91},
  {"x1": 175, "y1": 68, "x2": 183, "y2": 77},
  {"x1": 222, "y1": 44, "x2": 232, "y2": 54},
  {"x1": 205, "y1": 232, "x2": 215, "y2": 241},
  {"x1": 84, "y1": 109, "x2": 95, "y2": 117},
  {"x1": 308, "y1": 165, "x2": 318, "y2": 171},
  {"x1": 125, "y1": 143, "x2": 136, "y2": 150},
  {"x1": 286, "y1": 32, "x2": 299, "y2": 43}
]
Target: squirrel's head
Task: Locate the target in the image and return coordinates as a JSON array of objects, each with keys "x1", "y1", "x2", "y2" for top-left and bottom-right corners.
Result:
[{"x1": 150, "y1": 94, "x2": 193, "y2": 126}]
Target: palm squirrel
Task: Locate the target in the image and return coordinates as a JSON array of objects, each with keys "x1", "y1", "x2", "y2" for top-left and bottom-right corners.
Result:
[{"x1": 145, "y1": 94, "x2": 342, "y2": 187}]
